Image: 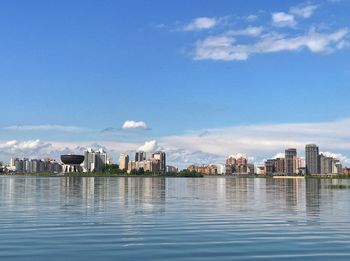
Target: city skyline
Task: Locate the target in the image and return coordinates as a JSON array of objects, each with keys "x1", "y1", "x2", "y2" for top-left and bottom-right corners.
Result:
[
  {"x1": 3, "y1": 142, "x2": 348, "y2": 175},
  {"x1": 0, "y1": 0, "x2": 350, "y2": 168}
]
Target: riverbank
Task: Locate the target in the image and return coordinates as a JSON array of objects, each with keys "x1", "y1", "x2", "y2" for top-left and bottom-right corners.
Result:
[
  {"x1": 0, "y1": 172, "x2": 204, "y2": 178},
  {"x1": 2, "y1": 173, "x2": 350, "y2": 179}
]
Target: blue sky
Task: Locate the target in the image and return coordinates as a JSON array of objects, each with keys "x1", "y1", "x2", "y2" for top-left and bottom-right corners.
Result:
[{"x1": 1, "y1": 0, "x2": 350, "y2": 168}]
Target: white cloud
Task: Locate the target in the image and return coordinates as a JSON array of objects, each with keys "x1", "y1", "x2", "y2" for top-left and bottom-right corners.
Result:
[
  {"x1": 194, "y1": 28, "x2": 349, "y2": 61},
  {"x1": 273, "y1": 153, "x2": 285, "y2": 159},
  {"x1": 228, "y1": 153, "x2": 247, "y2": 159},
  {"x1": 183, "y1": 17, "x2": 218, "y2": 31},
  {"x1": 290, "y1": 4, "x2": 318, "y2": 18},
  {"x1": 3, "y1": 118, "x2": 350, "y2": 169},
  {"x1": 158, "y1": 147, "x2": 222, "y2": 170},
  {"x1": 246, "y1": 15, "x2": 258, "y2": 22},
  {"x1": 5, "y1": 125, "x2": 88, "y2": 132},
  {"x1": 157, "y1": 118, "x2": 350, "y2": 167},
  {"x1": 138, "y1": 140, "x2": 157, "y2": 152},
  {"x1": 227, "y1": 26, "x2": 264, "y2": 37},
  {"x1": 272, "y1": 12, "x2": 296, "y2": 27},
  {"x1": 256, "y1": 28, "x2": 348, "y2": 53},
  {"x1": 194, "y1": 35, "x2": 249, "y2": 61},
  {"x1": 320, "y1": 152, "x2": 350, "y2": 164},
  {"x1": 272, "y1": 4, "x2": 318, "y2": 28},
  {"x1": 0, "y1": 139, "x2": 52, "y2": 155},
  {"x1": 122, "y1": 120, "x2": 149, "y2": 130},
  {"x1": 0, "y1": 139, "x2": 139, "y2": 163},
  {"x1": 337, "y1": 40, "x2": 350, "y2": 49}
]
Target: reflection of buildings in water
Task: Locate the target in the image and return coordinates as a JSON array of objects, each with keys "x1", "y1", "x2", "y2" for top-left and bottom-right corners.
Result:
[
  {"x1": 264, "y1": 178, "x2": 306, "y2": 214},
  {"x1": 217, "y1": 178, "x2": 226, "y2": 202},
  {"x1": 117, "y1": 177, "x2": 166, "y2": 215},
  {"x1": 305, "y1": 179, "x2": 342, "y2": 218},
  {"x1": 0, "y1": 177, "x2": 16, "y2": 207},
  {"x1": 305, "y1": 179, "x2": 321, "y2": 217},
  {"x1": 1, "y1": 177, "x2": 65, "y2": 212},
  {"x1": 285, "y1": 179, "x2": 297, "y2": 207},
  {"x1": 60, "y1": 177, "x2": 115, "y2": 215},
  {"x1": 224, "y1": 178, "x2": 253, "y2": 208}
]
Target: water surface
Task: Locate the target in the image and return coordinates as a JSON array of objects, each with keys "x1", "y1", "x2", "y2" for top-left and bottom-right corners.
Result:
[{"x1": 1, "y1": 176, "x2": 350, "y2": 260}]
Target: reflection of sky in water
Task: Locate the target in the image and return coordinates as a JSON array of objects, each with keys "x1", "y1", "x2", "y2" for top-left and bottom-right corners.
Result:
[{"x1": 1, "y1": 177, "x2": 350, "y2": 260}]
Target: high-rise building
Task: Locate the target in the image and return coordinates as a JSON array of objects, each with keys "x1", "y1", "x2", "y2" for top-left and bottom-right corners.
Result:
[
  {"x1": 236, "y1": 157, "x2": 248, "y2": 174},
  {"x1": 152, "y1": 151, "x2": 166, "y2": 173},
  {"x1": 10, "y1": 157, "x2": 62, "y2": 173},
  {"x1": 319, "y1": 154, "x2": 333, "y2": 174},
  {"x1": 135, "y1": 151, "x2": 146, "y2": 162},
  {"x1": 84, "y1": 148, "x2": 95, "y2": 172},
  {"x1": 95, "y1": 149, "x2": 107, "y2": 172},
  {"x1": 225, "y1": 156, "x2": 237, "y2": 175},
  {"x1": 127, "y1": 160, "x2": 137, "y2": 173},
  {"x1": 13, "y1": 158, "x2": 23, "y2": 173},
  {"x1": 285, "y1": 148, "x2": 297, "y2": 175},
  {"x1": 247, "y1": 163, "x2": 255, "y2": 174},
  {"x1": 333, "y1": 160, "x2": 343, "y2": 175},
  {"x1": 119, "y1": 153, "x2": 129, "y2": 170},
  {"x1": 84, "y1": 148, "x2": 107, "y2": 172},
  {"x1": 274, "y1": 158, "x2": 285, "y2": 174},
  {"x1": 265, "y1": 159, "x2": 275, "y2": 175},
  {"x1": 226, "y1": 156, "x2": 236, "y2": 165},
  {"x1": 150, "y1": 158, "x2": 161, "y2": 173},
  {"x1": 166, "y1": 165, "x2": 178, "y2": 173},
  {"x1": 305, "y1": 144, "x2": 319, "y2": 175}
]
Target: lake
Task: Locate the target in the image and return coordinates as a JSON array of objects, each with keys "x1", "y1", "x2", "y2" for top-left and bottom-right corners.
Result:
[{"x1": 1, "y1": 176, "x2": 350, "y2": 260}]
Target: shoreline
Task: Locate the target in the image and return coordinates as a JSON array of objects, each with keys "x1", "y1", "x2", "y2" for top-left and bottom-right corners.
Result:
[{"x1": 1, "y1": 173, "x2": 350, "y2": 179}]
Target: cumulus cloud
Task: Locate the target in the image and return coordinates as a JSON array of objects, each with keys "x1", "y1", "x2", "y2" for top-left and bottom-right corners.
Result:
[
  {"x1": 5, "y1": 125, "x2": 88, "y2": 132},
  {"x1": 0, "y1": 140, "x2": 52, "y2": 157},
  {"x1": 138, "y1": 140, "x2": 157, "y2": 152},
  {"x1": 122, "y1": 120, "x2": 149, "y2": 130},
  {"x1": 194, "y1": 28, "x2": 349, "y2": 61},
  {"x1": 320, "y1": 152, "x2": 350, "y2": 164},
  {"x1": 182, "y1": 17, "x2": 218, "y2": 31},
  {"x1": 0, "y1": 139, "x2": 140, "y2": 164},
  {"x1": 272, "y1": 12, "x2": 296, "y2": 27}
]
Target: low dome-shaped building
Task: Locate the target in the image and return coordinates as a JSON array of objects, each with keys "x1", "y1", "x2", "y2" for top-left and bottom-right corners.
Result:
[{"x1": 60, "y1": 155, "x2": 84, "y2": 173}]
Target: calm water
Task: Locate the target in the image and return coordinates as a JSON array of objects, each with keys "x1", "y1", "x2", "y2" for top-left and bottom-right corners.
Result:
[{"x1": 1, "y1": 177, "x2": 350, "y2": 260}]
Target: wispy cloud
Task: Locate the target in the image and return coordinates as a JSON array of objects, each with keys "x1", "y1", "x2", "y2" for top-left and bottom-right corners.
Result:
[
  {"x1": 226, "y1": 26, "x2": 264, "y2": 37},
  {"x1": 272, "y1": 4, "x2": 318, "y2": 28},
  {"x1": 182, "y1": 17, "x2": 219, "y2": 31},
  {"x1": 194, "y1": 28, "x2": 349, "y2": 61},
  {"x1": 88, "y1": 117, "x2": 350, "y2": 166},
  {"x1": 246, "y1": 15, "x2": 258, "y2": 22},
  {"x1": 290, "y1": 4, "x2": 319, "y2": 19},
  {"x1": 4, "y1": 124, "x2": 88, "y2": 133},
  {"x1": 176, "y1": 2, "x2": 349, "y2": 61},
  {"x1": 156, "y1": 118, "x2": 350, "y2": 166}
]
